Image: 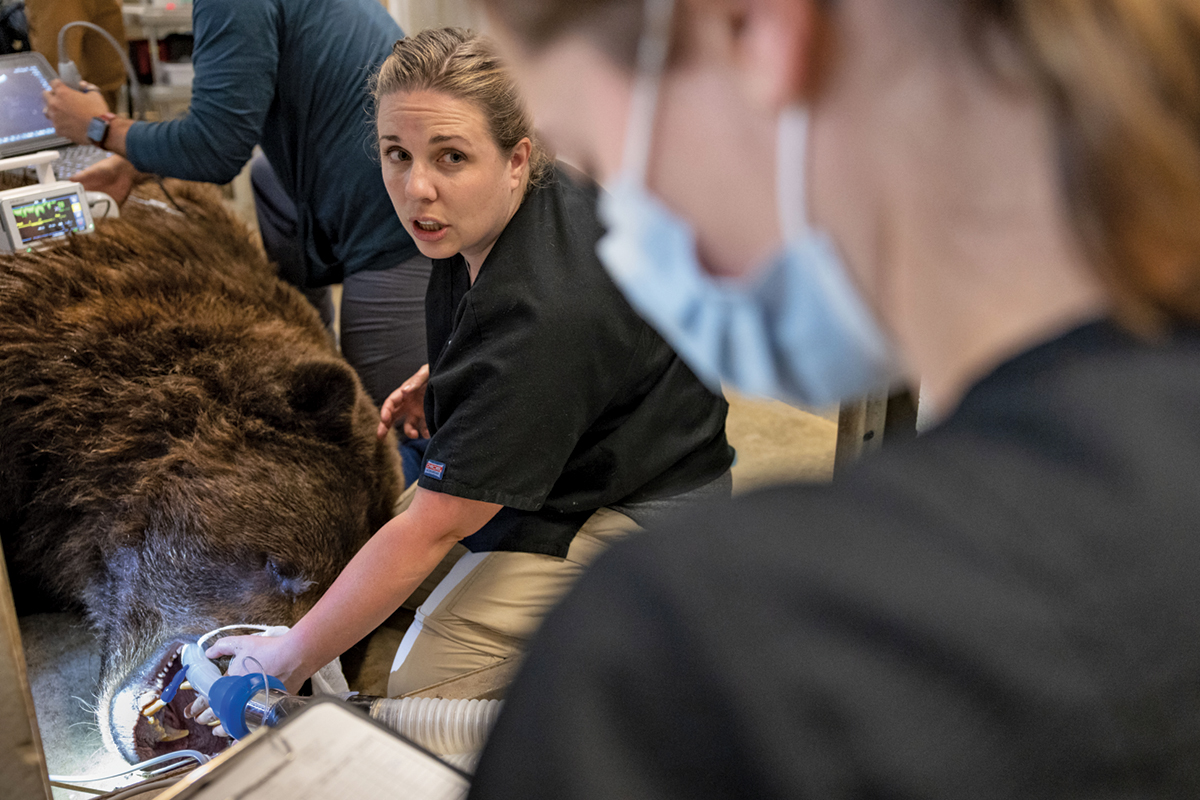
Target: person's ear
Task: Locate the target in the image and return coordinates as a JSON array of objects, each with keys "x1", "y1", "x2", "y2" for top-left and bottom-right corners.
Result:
[
  {"x1": 510, "y1": 137, "x2": 532, "y2": 188},
  {"x1": 733, "y1": 0, "x2": 827, "y2": 111}
]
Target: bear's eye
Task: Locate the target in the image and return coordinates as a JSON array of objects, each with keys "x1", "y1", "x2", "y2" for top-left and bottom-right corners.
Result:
[{"x1": 265, "y1": 556, "x2": 314, "y2": 598}]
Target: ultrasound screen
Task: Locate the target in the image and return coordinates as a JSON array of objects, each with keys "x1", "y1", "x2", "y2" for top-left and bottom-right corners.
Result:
[{"x1": 0, "y1": 63, "x2": 57, "y2": 148}]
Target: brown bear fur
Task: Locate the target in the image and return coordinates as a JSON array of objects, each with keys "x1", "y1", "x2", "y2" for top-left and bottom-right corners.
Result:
[{"x1": 0, "y1": 180, "x2": 402, "y2": 761}]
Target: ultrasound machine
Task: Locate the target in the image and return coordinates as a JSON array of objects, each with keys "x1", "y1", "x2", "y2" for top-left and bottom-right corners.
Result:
[
  {"x1": 0, "y1": 51, "x2": 114, "y2": 178},
  {"x1": 0, "y1": 51, "x2": 121, "y2": 253}
]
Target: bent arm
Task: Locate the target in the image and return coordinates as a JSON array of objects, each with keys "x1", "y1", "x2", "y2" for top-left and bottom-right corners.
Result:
[
  {"x1": 211, "y1": 487, "x2": 500, "y2": 692},
  {"x1": 124, "y1": 1, "x2": 280, "y2": 183}
]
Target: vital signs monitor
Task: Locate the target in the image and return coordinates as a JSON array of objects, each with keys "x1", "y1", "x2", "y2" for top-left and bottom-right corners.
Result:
[{"x1": 0, "y1": 181, "x2": 96, "y2": 252}]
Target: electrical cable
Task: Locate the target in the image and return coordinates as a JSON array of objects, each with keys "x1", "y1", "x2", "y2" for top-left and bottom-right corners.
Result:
[
  {"x1": 55, "y1": 20, "x2": 143, "y2": 118},
  {"x1": 47, "y1": 750, "x2": 209, "y2": 784},
  {"x1": 89, "y1": 196, "x2": 112, "y2": 219},
  {"x1": 53, "y1": 763, "x2": 200, "y2": 799},
  {"x1": 153, "y1": 176, "x2": 188, "y2": 216},
  {"x1": 48, "y1": 781, "x2": 107, "y2": 795},
  {"x1": 99, "y1": 776, "x2": 183, "y2": 800},
  {"x1": 126, "y1": 195, "x2": 184, "y2": 217},
  {"x1": 196, "y1": 623, "x2": 275, "y2": 651}
]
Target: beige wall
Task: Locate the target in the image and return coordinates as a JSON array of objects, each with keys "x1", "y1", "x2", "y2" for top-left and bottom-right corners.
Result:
[{"x1": 388, "y1": 0, "x2": 484, "y2": 34}]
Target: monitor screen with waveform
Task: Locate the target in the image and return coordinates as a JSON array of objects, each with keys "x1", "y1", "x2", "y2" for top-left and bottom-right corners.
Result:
[{"x1": 12, "y1": 191, "x2": 88, "y2": 244}]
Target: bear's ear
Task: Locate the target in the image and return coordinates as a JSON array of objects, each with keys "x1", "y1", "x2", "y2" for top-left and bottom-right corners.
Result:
[{"x1": 287, "y1": 361, "x2": 358, "y2": 442}]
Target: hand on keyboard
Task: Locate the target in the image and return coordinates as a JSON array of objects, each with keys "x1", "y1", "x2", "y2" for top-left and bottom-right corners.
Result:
[
  {"x1": 73, "y1": 155, "x2": 143, "y2": 205},
  {"x1": 56, "y1": 147, "x2": 112, "y2": 180}
]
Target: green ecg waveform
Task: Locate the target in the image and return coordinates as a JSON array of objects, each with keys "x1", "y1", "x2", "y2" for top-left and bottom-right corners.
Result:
[{"x1": 13, "y1": 198, "x2": 70, "y2": 220}]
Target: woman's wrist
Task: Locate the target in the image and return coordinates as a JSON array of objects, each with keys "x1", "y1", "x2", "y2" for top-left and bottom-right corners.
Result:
[{"x1": 284, "y1": 618, "x2": 339, "y2": 689}]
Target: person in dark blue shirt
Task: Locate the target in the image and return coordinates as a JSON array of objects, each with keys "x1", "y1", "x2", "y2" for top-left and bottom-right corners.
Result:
[{"x1": 43, "y1": 0, "x2": 430, "y2": 409}]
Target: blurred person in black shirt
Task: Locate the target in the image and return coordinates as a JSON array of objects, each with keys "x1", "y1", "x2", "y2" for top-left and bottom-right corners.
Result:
[{"x1": 468, "y1": 0, "x2": 1200, "y2": 796}]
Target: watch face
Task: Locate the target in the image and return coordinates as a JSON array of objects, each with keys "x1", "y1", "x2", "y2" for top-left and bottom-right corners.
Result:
[{"x1": 87, "y1": 116, "x2": 108, "y2": 145}]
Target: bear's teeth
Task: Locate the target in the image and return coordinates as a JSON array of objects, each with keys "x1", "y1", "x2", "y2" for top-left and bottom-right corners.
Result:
[
  {"x1": 160, "y1": 726, "x2": 189, "y2": 742},
  {"x1": 142, "y1": 698, "x2": 167, "y2": 717}
]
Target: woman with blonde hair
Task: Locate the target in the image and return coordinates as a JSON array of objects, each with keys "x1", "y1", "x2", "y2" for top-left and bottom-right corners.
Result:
[
  {"x1": 466, "y1": 0, "x2": 1200, "y2": 795},
  {"x1": 205, "y1": 27, "x2": 732, "y2": 699}
]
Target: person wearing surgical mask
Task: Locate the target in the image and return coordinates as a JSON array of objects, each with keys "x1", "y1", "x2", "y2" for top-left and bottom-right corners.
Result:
[
  {"x1": 469, "y1": 0, "x2": 1200, "y2": 797},
  {"x1": 495, "y1": 0, "x2": 904, "y2": 408}
]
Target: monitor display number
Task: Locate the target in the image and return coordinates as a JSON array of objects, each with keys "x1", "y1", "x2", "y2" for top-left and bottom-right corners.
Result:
[{"x1": 12, "y1": 192, "x2": 88, "y2": 244}]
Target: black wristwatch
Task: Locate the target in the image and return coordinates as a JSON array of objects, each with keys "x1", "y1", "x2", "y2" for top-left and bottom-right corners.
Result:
[{"x1": 86, "y1": 113, "x2": 116, "y2": 148}]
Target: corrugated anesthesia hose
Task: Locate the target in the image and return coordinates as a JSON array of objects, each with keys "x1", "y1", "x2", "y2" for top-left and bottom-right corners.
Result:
[
  {"x1": 440, "y1": 750, "x2": 482, "y2": 773},
  {"x1": 369, "y1": 697, "x2": 503, "y2": 755}
]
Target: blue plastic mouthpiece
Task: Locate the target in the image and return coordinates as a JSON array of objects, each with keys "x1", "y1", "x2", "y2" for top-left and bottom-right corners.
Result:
[{"x1": 207, "y1": 673, "x2": 286, "y2": 740}]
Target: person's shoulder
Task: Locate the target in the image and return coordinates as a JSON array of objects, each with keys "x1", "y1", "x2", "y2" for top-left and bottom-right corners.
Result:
[
  {"x1": 194, "y1": 0, "x2": 264, "y2": 14},
  {"x1": 484, "y1": 163, "x2": 609, "y2": 297},
  {"x1": 599, "y1": 477, "x2": 897, "y2": 588},
  {"x1": 615, "y1": 315, "x2": 1200, "y2": 601},
  {"x1": 193, "y1": 0, "x2": 277, "y2": 26},
  {"x1": 517, "y1": 162, "x2": 602, "y2": 238},
  {"x1": 549, "y1": 162, "x2": 602, "y2": 204},
  {"x1": 537, "y1": 452, "x2": 996, "y2": 706},
  {"x1": 602, "y1": 427, "x2": 1027, "y2": 596}
]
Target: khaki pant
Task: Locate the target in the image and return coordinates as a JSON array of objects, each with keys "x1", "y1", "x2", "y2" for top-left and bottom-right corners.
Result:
[{"x1": 386, "y1": 484, "x2": 640, "y2": 697}]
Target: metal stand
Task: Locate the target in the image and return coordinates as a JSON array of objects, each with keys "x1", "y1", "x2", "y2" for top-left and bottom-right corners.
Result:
[
  {"x1": 0, "y1": 151, "x2": 60, "y2": 185},
  {"x1": 833, "y1": 388, "x2": 920, "y2": 477}
]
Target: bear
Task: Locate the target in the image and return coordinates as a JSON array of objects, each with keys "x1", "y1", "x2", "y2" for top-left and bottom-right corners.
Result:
[{"x1": 0, "y1": 179, "x2": 403, "y2": 763}]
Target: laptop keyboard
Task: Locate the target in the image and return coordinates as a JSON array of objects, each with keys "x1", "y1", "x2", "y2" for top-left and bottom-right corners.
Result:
[
  {"x1": 7, "y1": 145, "x2": 112, "y2": 183},
  {"x1": 54, "y1": 145, "x2": 113, "y2": 179}
]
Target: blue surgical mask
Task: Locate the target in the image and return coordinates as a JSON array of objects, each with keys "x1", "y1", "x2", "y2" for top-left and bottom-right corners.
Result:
[{"x1": 596, "y1": 0, "x2": 902, "y2": 406}]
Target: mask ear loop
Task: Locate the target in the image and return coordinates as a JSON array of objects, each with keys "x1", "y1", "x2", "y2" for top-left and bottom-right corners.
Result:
[
  {"x1": 620, "y1": 0, "x2": 677, "y2": 185},
  {"x1": 776, "y1": 106, "x2": 811, "y2": 242}
]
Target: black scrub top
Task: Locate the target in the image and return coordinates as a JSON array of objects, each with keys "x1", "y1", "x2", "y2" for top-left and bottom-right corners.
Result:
[{"x1": 419, "y1": 164, "x2": 733, "y2": 557}]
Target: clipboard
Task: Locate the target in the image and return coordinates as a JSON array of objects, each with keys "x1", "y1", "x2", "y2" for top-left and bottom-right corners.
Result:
[{"x1": 157, "y1": 697, "x2": 471, "y2": 800}]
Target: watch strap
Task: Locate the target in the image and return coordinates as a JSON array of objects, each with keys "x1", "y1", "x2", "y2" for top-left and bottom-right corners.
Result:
[{"x1": 87, "y1": 113, "x2": 118, "y2": 148}]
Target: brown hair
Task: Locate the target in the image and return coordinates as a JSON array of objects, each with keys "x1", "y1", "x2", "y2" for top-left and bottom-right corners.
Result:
[
  {"x1": 372, "y1": 27, "x2": 553, "y2": 194},
  {"x1": 482, "y1": 0, "x2": 1200, "y2": 330},
  {"x1": 977, "y1": 0, "x2": 1200, "y2": 331}
]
